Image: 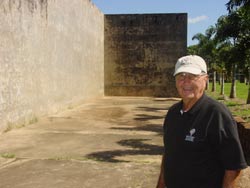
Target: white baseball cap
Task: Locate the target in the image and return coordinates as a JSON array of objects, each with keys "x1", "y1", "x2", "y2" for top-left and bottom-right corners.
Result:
[{"x1": 173, "y1": 55, "x2": 207, "y2": 76}]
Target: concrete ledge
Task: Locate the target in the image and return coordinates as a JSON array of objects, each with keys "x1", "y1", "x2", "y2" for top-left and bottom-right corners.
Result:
[
  {"x1": 235, "y1": 116, "x2": 250, "y2": 165},
  {"x1": 105, "y1": 85, "x2": 178, "y2": 97}
]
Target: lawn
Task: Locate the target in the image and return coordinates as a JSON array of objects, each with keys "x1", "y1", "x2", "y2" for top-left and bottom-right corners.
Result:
[{"x1": 206, "y1": 81, "x2": 250, "y2": 122}]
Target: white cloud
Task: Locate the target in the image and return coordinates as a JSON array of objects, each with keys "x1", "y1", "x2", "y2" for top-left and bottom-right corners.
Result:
[{"x1": 188, "y1": 15, "x2": 209, "y2": 24}]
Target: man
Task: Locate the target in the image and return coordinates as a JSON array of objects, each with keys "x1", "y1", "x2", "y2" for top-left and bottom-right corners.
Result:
[{"x1": 156, "y1": 55, "x2": 247, "y2": 188}]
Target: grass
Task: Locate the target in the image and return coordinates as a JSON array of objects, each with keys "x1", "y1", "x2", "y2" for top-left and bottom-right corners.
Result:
[
  {"x1": 4, "y1": 116, "x2": 38, "y2": 133},
  {"x1": 207, "y1": 82, "x2": 249, "y2": 100},
  {"x1": 0, "y1": 153, "x2": 16, "y2": 158},
  {"x1": 206, "y1": 81, "x2": 250, "y2": 122}
]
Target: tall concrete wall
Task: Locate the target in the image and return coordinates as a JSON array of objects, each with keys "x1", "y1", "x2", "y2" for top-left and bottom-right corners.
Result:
[
  {"x1": 104, "y1": 14, "x2": 187, "y2": 97},
  {"x1": 235, "y1": 117, "x2": 250, "y2": 165},
  {"x1": 0, "y1": 0, "x2": 104, "y2": 132}
]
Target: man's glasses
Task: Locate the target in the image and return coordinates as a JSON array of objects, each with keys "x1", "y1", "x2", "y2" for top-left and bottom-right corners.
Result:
[{"x1": 175, "y1": 73, "x2": 206, "y2": 81}]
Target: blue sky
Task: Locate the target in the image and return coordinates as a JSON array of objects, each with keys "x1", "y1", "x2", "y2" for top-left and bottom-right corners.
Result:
[{"x1": 91, "y1": 0, "x2": 229, "y2": 46}]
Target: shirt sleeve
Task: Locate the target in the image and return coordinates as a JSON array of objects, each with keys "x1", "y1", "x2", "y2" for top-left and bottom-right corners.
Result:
[{"x1": 208, "y1": 107, "x2": 248, "y2": 170}]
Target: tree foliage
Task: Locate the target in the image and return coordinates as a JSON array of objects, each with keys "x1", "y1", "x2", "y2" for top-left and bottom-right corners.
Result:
[
  {"x1": 187, "y1": 0, "x2": 250, "y2": 101},
  {"x1": 226, "y1": 0, "x2": 250, "y2": 12}
]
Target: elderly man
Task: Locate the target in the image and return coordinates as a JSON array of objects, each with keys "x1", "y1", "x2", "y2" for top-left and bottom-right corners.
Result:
[{"x1": 156, "y1": 55, "x2": 247, "y2": 188}]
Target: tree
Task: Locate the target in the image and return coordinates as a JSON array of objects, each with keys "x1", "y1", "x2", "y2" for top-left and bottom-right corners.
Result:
[
  {"x1": 188, "y1": 0, "x2": 250, "y2": 101},
  {"x1": 226, "y1": 0, "x2": 250, "y2": 12},
  {"x1": 244, "y1": 49, "x2": 250, "y2": 104},
  {"x1": 191, "y1": 26, "x2": 218, "y2": 91},
  {"x1": 215, "y1": 13, "x2": 242, "y2": 98},
  {"x1": 225, "y1": 0, "x2": 250, "y2": 100},
  {"x1": 247, "y1": 65, "x2": 250, "y2": 104},
  {"x1": 216, "y1": 42, "x2": 232, "y2": 96},
  {"x1": 187, "y1": 45, "x2": 199, "y2": 55}
]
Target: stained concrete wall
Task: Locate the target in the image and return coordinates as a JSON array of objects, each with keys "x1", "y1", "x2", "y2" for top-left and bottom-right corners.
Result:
[
  {"x1": 104, "y1": 14, "x2": 187, "y2": 97},
  {"x1": 235, "y1": 117, "x2": 250, "y2": 165},
  {"x1": 0, "y1": 0, "x2": 104, "y2": 132}
]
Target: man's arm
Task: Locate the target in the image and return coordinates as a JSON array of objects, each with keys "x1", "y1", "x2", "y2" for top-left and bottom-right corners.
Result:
[
  {"x1": 156, "y1": 154, "x2": 165, "y2": 188},
  {"x1": 222, "y1": 169, "x2": 242, "y2": 188}
]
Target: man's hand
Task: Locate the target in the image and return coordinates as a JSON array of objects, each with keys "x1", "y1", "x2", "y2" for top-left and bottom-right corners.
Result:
[
  {"x1": 156, "y1": 155, "x2": 165, "y2": 188},
  {"x1": 222, "y1": 169, "x2": 242, "y2": 188}
]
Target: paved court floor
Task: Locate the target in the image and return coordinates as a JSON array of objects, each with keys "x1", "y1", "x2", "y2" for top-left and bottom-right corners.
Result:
[{"x1": 0, "y1": 97, "x2": 249, "y2": 188}]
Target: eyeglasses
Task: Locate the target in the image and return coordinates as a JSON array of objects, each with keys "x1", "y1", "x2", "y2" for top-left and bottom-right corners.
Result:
[{"x1": 175, "y1": 73, "x2": 206, "y2": 81}]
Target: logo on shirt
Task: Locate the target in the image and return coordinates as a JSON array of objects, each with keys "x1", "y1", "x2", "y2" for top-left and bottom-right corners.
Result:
[{"x1": 185, "y1": 128, "x2": 196, "y2": 142}]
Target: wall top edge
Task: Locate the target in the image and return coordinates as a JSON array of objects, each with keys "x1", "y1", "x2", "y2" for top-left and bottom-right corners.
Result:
[{"x1": 104, "y1": 13, "x2": 187, "y2": 16}]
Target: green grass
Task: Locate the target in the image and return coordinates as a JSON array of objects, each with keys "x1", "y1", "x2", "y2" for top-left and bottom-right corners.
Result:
[
  {"x1": 206, "y1": 81, "x2": 250, "y2": 122},
  {"x1": 208, "y1": 82, "x2": 249, "y2": 100},
  {"x1": 0, "y1": 153, "x2": 16, "y2": 158}
]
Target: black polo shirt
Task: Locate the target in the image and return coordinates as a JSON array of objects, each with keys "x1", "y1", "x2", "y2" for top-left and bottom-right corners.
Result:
[{"x1": 163, "y1": 94, "x2": 247, "y2": 188}]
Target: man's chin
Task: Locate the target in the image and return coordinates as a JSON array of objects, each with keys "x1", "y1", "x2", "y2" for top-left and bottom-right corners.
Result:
[{"x1": 181, "y1": 93, "x2": 194, "y2": 99}]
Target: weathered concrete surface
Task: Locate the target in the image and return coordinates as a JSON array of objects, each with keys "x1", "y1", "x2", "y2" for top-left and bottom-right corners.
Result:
[
  {"x1": 104, "y1": 14, "x2": 187, "y2": 97},
  {"x1": 0, "y1": 97, "x2": 249, "y2": 188},
  {"x1": 0, "y1": 0, "x2": 104, "y2": 132}
]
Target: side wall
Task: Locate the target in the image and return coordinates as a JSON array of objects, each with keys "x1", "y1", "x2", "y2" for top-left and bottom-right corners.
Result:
[
  {"x1": 0, "y1": 0, "x2": 104, "y2": 132},
  {"x1": 104, "y1": 14, "x2": 187, "y2": 97},
  {"x1": 236, "y1": 117, "x2": 250, "y2": 165}
]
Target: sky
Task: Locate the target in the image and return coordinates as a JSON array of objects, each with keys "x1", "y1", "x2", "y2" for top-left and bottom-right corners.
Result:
[{"x1": 91, "y1": 0, "x2": 229, "y2": 46}]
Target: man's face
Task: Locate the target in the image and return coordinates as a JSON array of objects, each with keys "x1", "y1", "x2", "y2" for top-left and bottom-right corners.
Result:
[{"x1": 175, "y1": 72, "x2": 208, "y2": 102}]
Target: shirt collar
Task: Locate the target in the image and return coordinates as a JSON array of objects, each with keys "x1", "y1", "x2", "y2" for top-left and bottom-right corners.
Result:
[{"x1": 179, "y1": 94, "x2": 207, "y2": 115}]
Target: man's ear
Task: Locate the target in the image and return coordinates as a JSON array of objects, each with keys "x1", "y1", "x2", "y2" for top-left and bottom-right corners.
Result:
[{"x1": 203, "y1": 75, "x2": 209, "y2": 87}]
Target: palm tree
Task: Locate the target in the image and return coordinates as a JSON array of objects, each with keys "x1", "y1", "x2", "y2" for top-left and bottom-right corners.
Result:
[
  {"x1": 226, "y1": 0, "x2": 250, "y2": 12},
  {"x1": 191, "y1": 26, "x2": 218, "y2": 91},
  {"x1": 215, "y1": 14, "x2": 241, "y2": 98},
  {"x1": 247, "y1": 65, "x2": 250, "y2": 104},
  {"x1": 216, "y1": 42, "x2": 231, "y2": 96},
  {"x1": 188, "y1": 0, "x2": 250, "y2": 101},
  {"x1": 245, "y1": 51, "x2": 250, "y2": 103},
  {"x1": 225, "y1": 0, "x2": 250, "y2": 100}
]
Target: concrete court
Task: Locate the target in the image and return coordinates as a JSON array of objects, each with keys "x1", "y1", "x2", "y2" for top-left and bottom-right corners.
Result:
[{"x1": 0, "y1": 96, "x2": 249, "y2": 188}]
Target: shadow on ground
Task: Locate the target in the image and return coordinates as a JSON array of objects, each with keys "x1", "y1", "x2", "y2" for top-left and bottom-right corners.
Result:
[
  {"x1": 86, "y1": 138, "x2": 164, "y2": 163},
  {"x1": 86, "y1": 104, "x2": 166, "y2": 162},
  {"x1": 111, "y1": 124, "x2": 163, "y2": 135},
  {"x1": 136, "y1": 106, "x2": 169, "y2": 112}
]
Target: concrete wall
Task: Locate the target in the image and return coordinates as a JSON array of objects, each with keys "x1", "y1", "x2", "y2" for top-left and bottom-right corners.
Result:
[
  {"x1": 0, "y1": 0, "x2": 104, "y2": 132},
  {"x1": 235, "y1": 117, "x2": 250, "y2": 165},
  {"x1": 104, "y1": 14, "x2": 187, "y2": 97}
]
